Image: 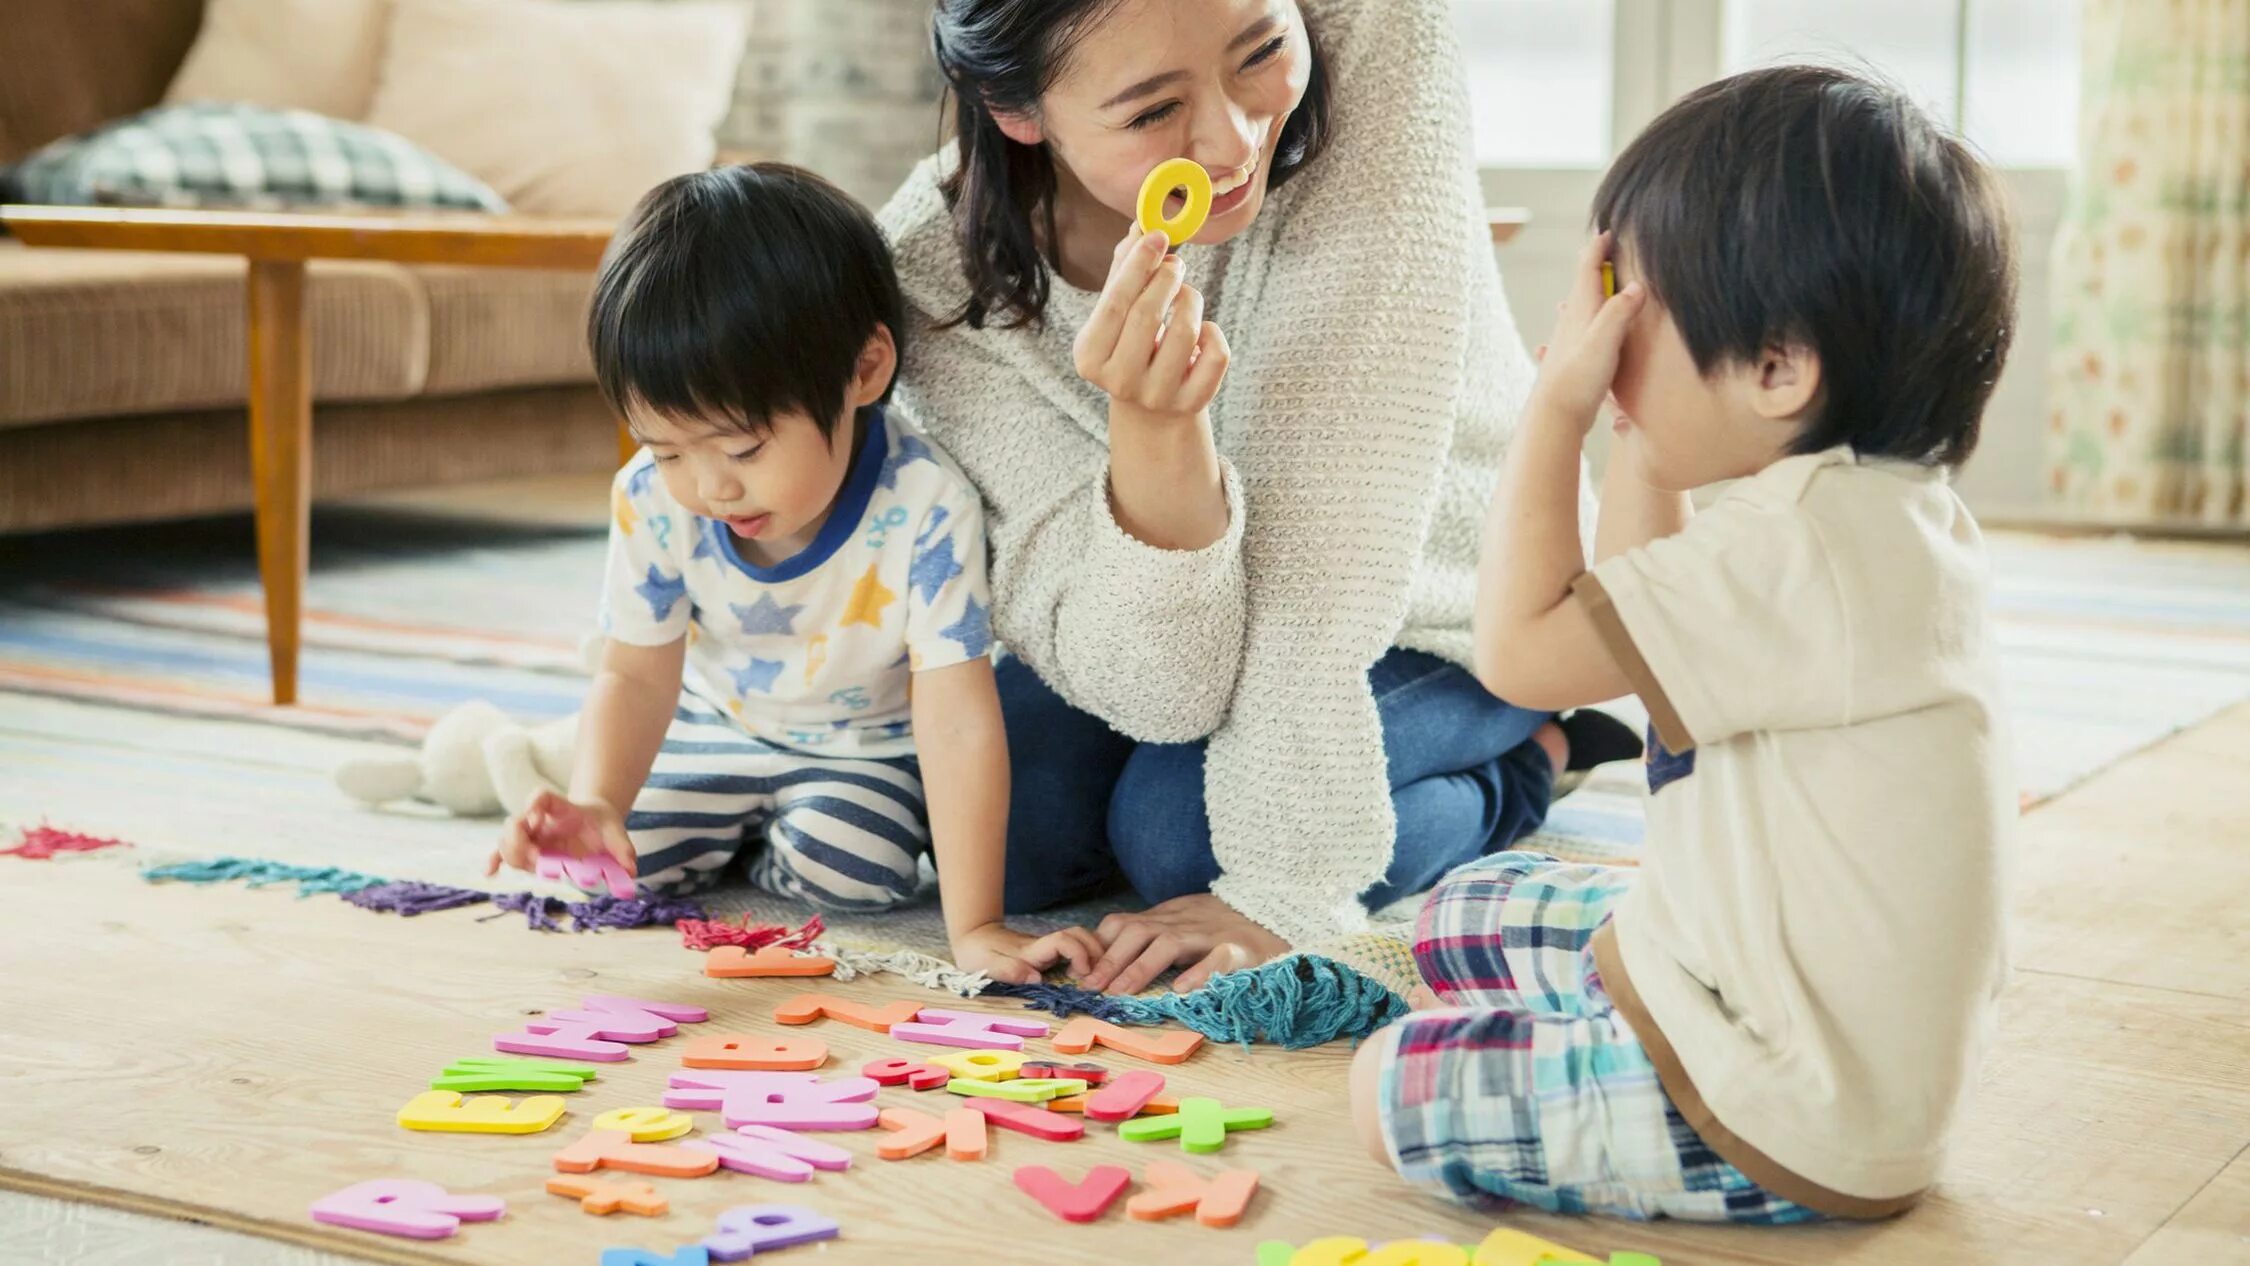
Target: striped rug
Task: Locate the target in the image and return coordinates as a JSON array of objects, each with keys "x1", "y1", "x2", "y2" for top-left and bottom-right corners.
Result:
[{"x1": 7, "y1": 509, "x2": 2250, "y2": 913}]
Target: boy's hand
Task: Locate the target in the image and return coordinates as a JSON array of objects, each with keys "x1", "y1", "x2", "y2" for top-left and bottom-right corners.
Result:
[
  {"x1": 488, "y1": 788, "x2": 637, "y2": 878},
  {"x1": 1073, "y1": 229, "x2": 1232, "y2": 426},
  {"x1": 950, "y1": 921, "x2": 1103, "y2": 987},
  {"x1": 1528, "y1": 231, "x2": 1647, "y2": 433}
]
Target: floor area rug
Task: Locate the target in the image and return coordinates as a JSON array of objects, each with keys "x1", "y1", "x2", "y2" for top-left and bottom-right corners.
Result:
[{"x1": 8, "y1": 502, "x2": 2250, "y2": 958}]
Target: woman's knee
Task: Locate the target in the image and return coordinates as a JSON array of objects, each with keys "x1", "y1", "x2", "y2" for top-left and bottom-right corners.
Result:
[{"x1": 1107, "y1": 743, "x2": 1219, "y2": 903}]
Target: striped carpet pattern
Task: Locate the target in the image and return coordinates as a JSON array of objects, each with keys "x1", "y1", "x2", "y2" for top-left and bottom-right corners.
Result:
[{"x1": 7, "y1": 511, "x2": 2250, "y2": 926}]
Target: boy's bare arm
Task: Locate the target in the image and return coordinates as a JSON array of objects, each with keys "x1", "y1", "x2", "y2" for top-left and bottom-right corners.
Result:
[
  {"x1": 910, "y1": 657, "x2": 1012, "y2": 942},
  {"x1": 570, "y1": 636, "x2": 686, "y2": 815},
  {"x1": 1472, "y1": 233, "x2": 1646, "y2": 712}
]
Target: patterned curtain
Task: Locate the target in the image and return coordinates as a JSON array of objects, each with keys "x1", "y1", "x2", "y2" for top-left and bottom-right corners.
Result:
[{"x1": 2047, "y1": 0, "x2": 2250, "y2": 525}]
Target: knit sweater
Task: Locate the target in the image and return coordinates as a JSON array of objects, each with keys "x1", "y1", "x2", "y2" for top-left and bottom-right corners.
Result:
[{"x1": 878, "y1": 0, "x2": 1582, "y2": 949}]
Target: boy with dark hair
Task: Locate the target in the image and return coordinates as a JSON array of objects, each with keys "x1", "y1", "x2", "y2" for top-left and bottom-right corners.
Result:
[
  {"x1": 490, "y1": 163, "x2": 1095, "y2": 985},
  {"x1": 1353, "y1": 66, "x2": 2018, "y2": 1222}
]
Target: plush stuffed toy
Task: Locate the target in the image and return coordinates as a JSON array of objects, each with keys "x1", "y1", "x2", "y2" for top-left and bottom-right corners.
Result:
[{"x1": 334, "y1": 701, "x2": 577, "y2": 818}]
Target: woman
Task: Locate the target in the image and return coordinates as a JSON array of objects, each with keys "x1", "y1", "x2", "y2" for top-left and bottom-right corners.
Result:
[{"x1": 878, "y1": 0, "x2": 1619, "y2": 997}]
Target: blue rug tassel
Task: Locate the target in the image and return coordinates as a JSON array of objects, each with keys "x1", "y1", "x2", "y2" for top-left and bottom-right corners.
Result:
[
  {"x1": 143, "y1": 856, "x2": 390, "y2": 897},
  {"x1": 988, "y1": 954, "x2": 1407, "y2": 1049}
]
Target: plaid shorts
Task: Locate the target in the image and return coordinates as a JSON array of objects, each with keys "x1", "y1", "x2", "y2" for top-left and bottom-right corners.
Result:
[{"x1": 1374, "y1": 852, "x2": 1819, "y2": 1224}]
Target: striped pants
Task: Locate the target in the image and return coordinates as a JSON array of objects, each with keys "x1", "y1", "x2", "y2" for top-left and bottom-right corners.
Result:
[{"x1": 624, "y1": 693, "x2": 929, "y2": 909}]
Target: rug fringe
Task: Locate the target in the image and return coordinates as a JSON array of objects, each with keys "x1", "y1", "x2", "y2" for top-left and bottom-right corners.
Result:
[
  {"x1": 1, "y1": 823, "x2": 133, "y2": 860},
  {"x1": 143, "y1": 856, "x2": 389, "y2": 897}
]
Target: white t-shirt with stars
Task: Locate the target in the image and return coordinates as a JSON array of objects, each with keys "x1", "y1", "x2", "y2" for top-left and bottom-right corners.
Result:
[{"x1": 599, "y1": 408, "x2": 993, "y2": 759}]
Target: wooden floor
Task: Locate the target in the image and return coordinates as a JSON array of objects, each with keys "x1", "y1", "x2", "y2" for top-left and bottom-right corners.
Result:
[{"x1": 3, "y1": 705, "x2": 2247, "y2": 1266}]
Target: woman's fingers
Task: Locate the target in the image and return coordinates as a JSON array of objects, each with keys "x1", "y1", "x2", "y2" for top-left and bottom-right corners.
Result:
[
  {"x1": 1075, "y1": 233, "x2": 1170, "y2": 379},
  {"x1": 1146, "y1": 282, "x2": 1206, "y2": 390},
  {"x1": 1178, "y1": 321, "x2": 1232, "y2": 409},
  {"x1": 1106, "y1": 933, "x2": 1184, "y2": 996},
  {"x1": 1173, "y1": 942, "x2": 1251, "y2": 994},
  {"x1": 1107, "y1": 256, "x2": 1187, "y2": 384},
  {"x1": 1087, "y1": 921, "x2": 1157, "y2": 990}
]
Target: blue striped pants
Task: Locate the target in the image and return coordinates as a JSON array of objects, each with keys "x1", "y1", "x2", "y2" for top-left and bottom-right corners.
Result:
[{"x1": 624, "y1": 693, "x2": 929, "y2": 909}]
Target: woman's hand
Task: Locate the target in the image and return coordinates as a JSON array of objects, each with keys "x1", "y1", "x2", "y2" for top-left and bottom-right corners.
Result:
[
  {"x1": 1527, "y1": 231, "x2": 1646, "y2": 433},
  {"x1": 1085, "y1": 893, "x2": 1290, "y2": 996},
  {"x1": 1073, "y1": 230, "x2": 1232, "y2": 427},
  {"x1": 488, "y1": 788, "x2": 636, "y2": 878},
  {"x1": 950, "y1": 921, "x2": 1104, "y2": 987}
]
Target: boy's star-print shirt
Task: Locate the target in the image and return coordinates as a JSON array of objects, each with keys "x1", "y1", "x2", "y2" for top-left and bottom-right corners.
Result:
[{"x1": 599, "y1": 408, "x2": 992, "y2": 758}]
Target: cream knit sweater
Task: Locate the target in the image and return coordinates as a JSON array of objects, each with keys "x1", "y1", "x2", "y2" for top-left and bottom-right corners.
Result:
[{"x1": 879, "y1": 0, "x2": 1583, "y2": 949}]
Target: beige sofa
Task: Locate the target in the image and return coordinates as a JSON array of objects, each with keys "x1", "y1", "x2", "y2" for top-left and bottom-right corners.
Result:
[{"x1": 0, "y1": 0, "x2": 616, "y2": 535}]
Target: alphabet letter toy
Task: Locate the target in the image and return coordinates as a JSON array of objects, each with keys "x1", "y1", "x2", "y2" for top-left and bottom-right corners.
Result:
[
  {"x1": 1085, "y1": 1070, "x2": 1167, "y2": 1122},
  {"x1": 685, "y1": 1125, "x2": 854, "y2": 1181},
  {"x1": 945, "y1": 1107, "x2": 988, "y2": 1161},
  {"x1": 1118, "y1": 1096, "x2": 1272, "y2": 1153},
  {"x1": 590, "y1": 1107, "x2": 694, "y2": 1142},
  {"x1": 546, "y1": 1176, "x2": 668, "y2": 1217},
  {"x1": 495, "y1": 995, "x2": 708, "y2": 1062},
  {"x1": 603, "y1": 1249, "x2": 710, "y2": 1266},
  {"x1": 928, "y1": 1048, "x2": 1028, "y2": 1081},
  {"x1": 958, "y1": 1097, "x2": 1085, "y2": 1142},
  {"x1": 397, "y1": 1090, "x2": 566, "y2": 1135},
  {"x1": 860, "y1": 1057, "x2": 949, "y2": 1090},
  {"x1": 874, "y1": 1107, "x2": 947, "y2": 1160},
  {"x1": 683, "y1": 1034, "x2": 828, "y2": 1071},
  {"x1": 553, "y1": 1130, "x2": 720, "y2": 1179},
  {"x1": 433, "y1": 1056, "x2": 599, "y2": 1093},
  {"x1": 1022, "y1": 1060, "x2": 1111, "y2": 1086},
  {"x1": 890, "y1": 1007, "x2": 1050, "y2": 1050},
  {"x1": 1470, "y1": 1228, "x2": 1600, "y2": 1265},
  {"x1": 1047, "y1": 1093, "x2": 1178, "y2": 1117},
  {"x1": 1125, "y1": 1160, "x2": 1260, "y2": 1227},
  {"x1": 704, "y1": 945, "x2": 836, "y2": 978},
  {"x1": 536, "y1": 849, "x2": 637, "y2": 898},
  {"x1": 772, "y1": 992, "x2": 925, "y2": 1032},
  {"x1": 945, "y1": 1077, "x2": 1087, "y2": 1104},
  {"x1": 1053, "y1": 1015, "x2": 1203, "y2": 1064},
  {"x1": 664, "y1": 1070, "x2": 879, "y2": 1130},
  {"x1": 1015, "y1": 1164, "x2": 1132, "y2": 1223},
  {"x1": 309, "y1": 1179, "x2": 504, "y2": 1240},
  {"x1": 702, "y1": 1205, "x2": 840, "y2": 1261}
]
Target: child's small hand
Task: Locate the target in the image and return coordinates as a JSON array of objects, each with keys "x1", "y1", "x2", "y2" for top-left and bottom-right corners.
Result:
[
  {"x1": 488, "y1": 788, "x2": 637, "y2": 879},
  {"x1": 949, "y1": 921, "x2": 1103, "y2": 987},
  {"x1": 1072, "y1": 229, "x2": 1232, "y2": 427},
  {"x1": 1528, "y1": 231, "x2": 1647, "y2": 432}
]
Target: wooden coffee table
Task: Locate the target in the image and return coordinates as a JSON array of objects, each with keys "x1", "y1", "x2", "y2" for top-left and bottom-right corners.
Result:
[{"x1": 0, "y1": 205, "x2": 618, "y2": 705}]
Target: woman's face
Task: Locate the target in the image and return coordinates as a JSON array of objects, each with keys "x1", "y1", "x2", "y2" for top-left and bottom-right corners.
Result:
[{"x1": 1033, "y1": 0, "x2": 1312, "y2": 247}]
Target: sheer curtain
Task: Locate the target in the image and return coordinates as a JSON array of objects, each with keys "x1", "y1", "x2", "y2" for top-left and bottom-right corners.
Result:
[{"x1": 2047, "y1": 0, "x2": 2250, "y2": 525}]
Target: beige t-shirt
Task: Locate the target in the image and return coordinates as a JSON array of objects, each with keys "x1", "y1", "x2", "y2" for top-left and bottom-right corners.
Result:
[{"x1": 1576, "y1": 447, "x2": 2012, "y2": 1206}]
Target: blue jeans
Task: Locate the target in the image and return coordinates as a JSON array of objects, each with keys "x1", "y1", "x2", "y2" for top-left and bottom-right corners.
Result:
[{"x1": 997, "y1": 648, "x2": 1555, "y2": 915}]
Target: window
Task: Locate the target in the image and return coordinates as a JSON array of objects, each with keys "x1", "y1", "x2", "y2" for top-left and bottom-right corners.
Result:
[
  {"x1": 1454, "y1": 0, "x2": 2079, "y2": 169},
  {"x1": 1725, "y1": 0, "x2": 2080, "y2": 167},
  {"x1": 1452, "y1": 0, "x2": 1616, "y2": 168}
]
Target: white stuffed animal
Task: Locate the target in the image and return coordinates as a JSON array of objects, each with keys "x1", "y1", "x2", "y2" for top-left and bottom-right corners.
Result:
[{"x1": 335, "y1": 701, "x2": 577, "y2": 818}]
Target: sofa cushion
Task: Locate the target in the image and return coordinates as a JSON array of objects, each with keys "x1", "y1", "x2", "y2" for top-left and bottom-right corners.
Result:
[
  {"x1": 0, "y1": 0, "x2": 206, "y2": 165},
  {"x1": 412, "y1": 266, "x2": 596, "y2": 396},
  {"x1": 1, "y1": 103, "x2": 509, "y2": 213},
  {"x1": 0, "y1": 239, "x2": 428, "y2": 428},
  {"x1": 164, "y1": 0, "x2": 391, "y2": 123}
]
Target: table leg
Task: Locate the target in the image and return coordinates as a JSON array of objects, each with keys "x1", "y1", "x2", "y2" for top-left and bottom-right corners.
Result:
[{"x1": 246, "y1": 259, "x2": 310, "y2": 706}]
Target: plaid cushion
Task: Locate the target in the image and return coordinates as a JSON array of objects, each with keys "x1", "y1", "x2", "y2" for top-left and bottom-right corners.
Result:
[{"x1": 0, "y1": 102, "x2": 507, "y2": 213}]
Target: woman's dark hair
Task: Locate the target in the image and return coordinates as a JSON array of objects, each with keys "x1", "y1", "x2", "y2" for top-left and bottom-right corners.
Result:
[
  {"x1": 931, "y1": 0, "x2": 1331, "y2": 331},
  {"x1": 1593, "y1": 65, "x2": 2018, "y2": 467},
  {"x1": 588, "y1": 162, "x2": 905, "y2": 442}
]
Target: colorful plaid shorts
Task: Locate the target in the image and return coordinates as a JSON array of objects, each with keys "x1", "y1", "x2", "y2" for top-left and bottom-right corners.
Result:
[{"x1": 1373, "y1": 851, "x2": 1820, "y2": 1224}]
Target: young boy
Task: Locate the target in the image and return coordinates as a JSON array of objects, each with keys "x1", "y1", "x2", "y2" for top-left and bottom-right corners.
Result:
[
  {"x1": 1353, "y1": 66, "x2": 2018, "y2": 1221},
  {"x1": 489, "y1": 163, "x2": 1093, "y2": 986}
]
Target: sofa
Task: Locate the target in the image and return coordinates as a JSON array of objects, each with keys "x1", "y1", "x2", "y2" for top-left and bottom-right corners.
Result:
[{"x1": 0, "y1": 0, "x2": 617, "y2": 536}]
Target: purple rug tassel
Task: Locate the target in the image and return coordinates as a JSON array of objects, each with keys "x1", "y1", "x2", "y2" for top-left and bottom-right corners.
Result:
[
  {"x1": 982, "y1": 980, "x2": 1144, "y2": 1025},
  {"x1": 341, "y1": 881, "x2": 492, "y2": 917},
  {"x1": 480, "y1": 891, "x2": 705, "y2": 933}
]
